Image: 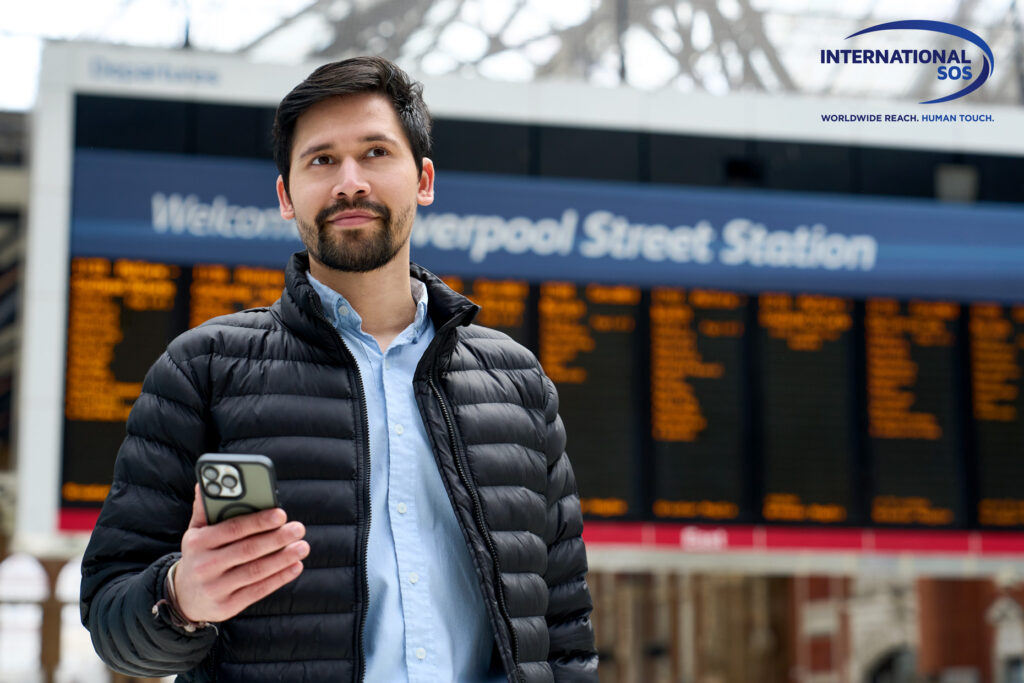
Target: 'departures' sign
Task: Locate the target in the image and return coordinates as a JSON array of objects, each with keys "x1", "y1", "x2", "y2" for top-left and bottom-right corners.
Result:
[{"x1": 72, "y1": 149, "x2": 1024, "y2": 301}]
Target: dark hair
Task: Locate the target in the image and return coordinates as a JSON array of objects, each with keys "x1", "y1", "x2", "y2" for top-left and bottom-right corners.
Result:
[{"x1": 272, "y1": 56, "x2": 432, "y2": 194}]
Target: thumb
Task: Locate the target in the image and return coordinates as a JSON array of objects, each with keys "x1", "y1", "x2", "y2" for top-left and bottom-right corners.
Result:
[{"x1": 188, "y1": 483, "x2": 208, "y2": 529}]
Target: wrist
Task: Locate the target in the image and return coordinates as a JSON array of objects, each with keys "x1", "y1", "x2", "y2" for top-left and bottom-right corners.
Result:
[{"x1": 152, "y1": 559, "x2": 215, "y2": 634}]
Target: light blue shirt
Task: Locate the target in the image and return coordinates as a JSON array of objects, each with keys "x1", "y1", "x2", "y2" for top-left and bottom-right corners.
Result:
[{"x1": 307, "y1": 272, "x2": 502, "y2": 683}]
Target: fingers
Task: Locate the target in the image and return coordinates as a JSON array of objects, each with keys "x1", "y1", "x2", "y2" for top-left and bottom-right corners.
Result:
[
  {"x1": 182, "y1": 516, "x2": 304, "y2": 576},
  {"x1": 225, "y1": 536, "x2": 309, "y2": 585},
  {"x1": 220, "y1": 555, "x2": 307, "y2": 618},
  {"x1": 195, "y1": 507, "x2": 289, "y2": 551},
  {"x1": 223, "y1": 520, "x2": 306, "y2": 572}
]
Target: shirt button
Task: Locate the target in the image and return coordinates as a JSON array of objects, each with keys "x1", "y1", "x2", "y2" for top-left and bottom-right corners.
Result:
[
  {"x1": 384, "y1": 359, "x2": 391, "y2": 370},
  {"x1": 415, "y1": 647, "x2": 426, "y2": 660},
  {"x1": 409, "y1": 572, "x2": 419, "y2": 584},
  {"x1": 396, "y1": 502, "x2": 408, "y2": 514},
  {"x1": 395, "y1": 424, "x2": 404, "y2": 435},
  {"x1": 337, "y1": 305, "x2": 349, "y2": 317}
]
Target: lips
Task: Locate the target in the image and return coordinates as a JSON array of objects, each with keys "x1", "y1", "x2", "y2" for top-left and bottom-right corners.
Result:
[{"x1": 327, "y1": 211, "x2": 379, "y2": 227}]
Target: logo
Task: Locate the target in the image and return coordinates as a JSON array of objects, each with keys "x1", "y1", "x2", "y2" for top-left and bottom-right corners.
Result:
[{"x1": 821, "y1": 20, "x2": 994, "y2": 103}]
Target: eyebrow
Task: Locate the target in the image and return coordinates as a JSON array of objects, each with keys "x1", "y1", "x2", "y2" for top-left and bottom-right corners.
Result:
[{"x1": 297, "y1": 134, "x2": 402, "y2": 160}]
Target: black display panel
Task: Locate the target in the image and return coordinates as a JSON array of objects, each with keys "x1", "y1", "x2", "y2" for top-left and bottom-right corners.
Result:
[
  {"x1": 650, "y1": 287, "x2": 750, "y2": 522},
  {"x1": 538, "y1": 282, "x2": 643, "y2": 518},
  {"x1": 971, "y1": 303, "x2": 1024, "y2": 527},
  {"x1": 866, "y1": 298, "x2": 965, "y2": 527},
  {"x1": 62, "y1": 253, "x2": 1024, "y2": 531},
  {"x1": 64, "y1": 258, "x2": 186, "y2": 426},
  {"x1": 440, "y1": 276, "x2": 534, "y2": 348},
  {"x1": 758, "y1": 293, "x2": 857, "y2": 525},
  {"x1": 63, "y1": 258, "x2": 187, "y2": 506},
  {"x1": 60, "y1": 258, "x2": 282, "y2": 509},
  {"x1": 188, "y1": 263, "x2": 284, "y2": 328}
]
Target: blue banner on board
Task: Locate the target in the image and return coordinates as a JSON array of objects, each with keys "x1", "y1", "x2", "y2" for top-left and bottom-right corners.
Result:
[{"x1": 71, "y1": 149, "x2": 1024, "y2": 301}]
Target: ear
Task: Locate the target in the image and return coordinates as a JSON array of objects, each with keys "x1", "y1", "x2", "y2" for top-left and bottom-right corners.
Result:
[
  {"x1": 417, "y1": 158, "x2": 435, "y2": 207},
  {"x1": 276, "y1": 175, "x2": 295, "y2": 220}
]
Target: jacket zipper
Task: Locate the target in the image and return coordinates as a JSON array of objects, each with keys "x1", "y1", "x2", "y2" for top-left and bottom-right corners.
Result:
[
  {"x1": 427, "y1": 370, "x2": 522, "y2": 681},
  {"x1": 205, "y1": 636, "x2": 218, "y2": 681},
  {"x1": 311, "y1": 302, "x2": 372, "y2": 683}
]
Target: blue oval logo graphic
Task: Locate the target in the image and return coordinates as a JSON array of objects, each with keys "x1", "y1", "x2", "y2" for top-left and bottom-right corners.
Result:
[{"x1": 845, "y1": 20, "x2": 994, "y2": 104}]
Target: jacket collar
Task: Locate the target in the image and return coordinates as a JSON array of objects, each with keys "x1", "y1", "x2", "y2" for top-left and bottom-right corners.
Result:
[{"x1": 279, "y1": 251, "x2": 479, "y2": 350}]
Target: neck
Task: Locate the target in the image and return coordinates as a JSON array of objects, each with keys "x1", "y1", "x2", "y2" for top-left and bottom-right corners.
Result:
[{"x1": 309, "y1": 252, "x2": 417, "y2": 351}]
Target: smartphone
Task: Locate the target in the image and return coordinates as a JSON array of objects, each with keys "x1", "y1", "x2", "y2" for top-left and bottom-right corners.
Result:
[{"x1": 196, "y1": 453, "x2": 280, "y2": 524}]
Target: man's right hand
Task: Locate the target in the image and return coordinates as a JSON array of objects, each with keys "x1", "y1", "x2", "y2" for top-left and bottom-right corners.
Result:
[{"x1": 174, "y1": 484, "x2": 309, "y2": 624}]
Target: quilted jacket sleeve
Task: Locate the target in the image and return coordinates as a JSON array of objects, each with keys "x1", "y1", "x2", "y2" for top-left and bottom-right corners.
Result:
[
  {"x1": 80, "y1": 349, "x2": 218, "y2": 676},
  {"x1": 541, "y1": 374, "x2": 599, "y2": 681}
]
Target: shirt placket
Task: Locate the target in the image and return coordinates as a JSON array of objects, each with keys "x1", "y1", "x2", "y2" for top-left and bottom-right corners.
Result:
[
  {"x1": 336, "y1": 301, "x2": 408, "y2": 677},
  {"x1": 383, "y1": 340, "x2": 439, "y2": 682}
]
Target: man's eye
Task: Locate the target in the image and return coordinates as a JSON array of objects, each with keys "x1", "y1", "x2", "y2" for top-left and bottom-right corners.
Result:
[
  {"x1": 366, "y1": 147, "x2": 388, "y2": 158},
  {"x1": 311, "y1": 155, "x2": 332, "y2": 165}
]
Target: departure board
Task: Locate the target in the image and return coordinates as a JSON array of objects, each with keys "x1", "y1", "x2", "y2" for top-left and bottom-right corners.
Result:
[
  {"x1": 62, "y1": 258, "x2": 187, "y2": 507},
  {"x1": 190, "y1": 264, "x2": 284, "y2": 328},
  {"x1": 61, "y1": 257, "x2": 281, "y2": 511},
  {"x1": 971, "y1": 303, "x2": 1024, "y2": 527},
  {"x1": 59, "y1": 261, "x2": 1024, "y2": 531},
  {"x1": 539, "y1": 282, "x2": 643, "y2": 518},
  {"x1": 866, "y1": 299, "x2": 964, "y2": 527},
  {"x1": 440, "y1": 276, "x2": 533, "y2": 347},
  {"x1": 48, "y1": 92, "x2": 1024, "y2": 541},
  {"x1": 758, "y1": 293, "x2": 856, "y2": 524},
  {"x1": 650, "y1": 287, "x2": 749, "y2": 522}
]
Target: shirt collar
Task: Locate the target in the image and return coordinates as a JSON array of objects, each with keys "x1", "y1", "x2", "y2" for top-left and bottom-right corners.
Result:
[{"x1": 306, "y1": 269, "x2": 431, "y2": 343}]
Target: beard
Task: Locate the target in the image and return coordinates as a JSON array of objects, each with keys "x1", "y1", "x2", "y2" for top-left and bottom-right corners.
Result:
[{"x1": 297, "y1": 198, "x2": 411, "y2": 273}]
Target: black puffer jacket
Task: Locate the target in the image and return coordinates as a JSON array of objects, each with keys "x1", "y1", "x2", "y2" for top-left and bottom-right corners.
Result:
[{"x1": 80, "y1": 252, "x2": 598, "y2": 682}]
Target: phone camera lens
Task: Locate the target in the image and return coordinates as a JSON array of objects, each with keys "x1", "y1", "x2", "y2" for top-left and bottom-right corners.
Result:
[
  {"x1": 202, "y1": 466, "x2": 218, "y2": 481},
  {"x1": 221, "y1": 474, "x2": 238, "y2": 489},
  {"x1": 204, "y1": 482, "x2": 222, "y2": 496}
]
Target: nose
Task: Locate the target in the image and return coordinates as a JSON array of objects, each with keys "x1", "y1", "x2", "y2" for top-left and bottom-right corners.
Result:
[{"x1": 331, "y1": 157, "x2": 370, "y2": 199}]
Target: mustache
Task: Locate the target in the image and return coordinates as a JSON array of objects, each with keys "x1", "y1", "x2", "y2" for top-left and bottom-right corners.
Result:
[{"x1": 315, "y1": 198, "x2": 390, "y2": 227}]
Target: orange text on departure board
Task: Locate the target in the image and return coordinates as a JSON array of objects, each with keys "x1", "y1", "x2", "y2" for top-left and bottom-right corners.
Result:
[
  {"x1": 650, "y1": 287, "x2": 743, "y2": 442},
  {"x1": 441, "y1": 276, "x2": 528, "y2": 330},
  {"x1": 871, "y1": 496, "x2": 953, "y2": 525},
  {"x1": 970, "y1": 303, "x2": 1021, "y2": 423},
  {"x1": 758, "y1": 292, "x2": 852, "y2": 351},
  {"x1": 653, "y1": 499, "x2": 739, "y2": 520},
  {"x1": 580, "y1": 497, "x2": 629, "y2": 517},
  {"x1": 866, "y1": 298, "x2": 957, "y2": 441},
  {"x1": 65, "y1": 258, "x2": 180, "y2": 422},
  {"x1": 979, "y1": 499, "x2": 1024, "y2": 527},
  {"x1": 538, "y1": 282, "x2": 638, "y2": 385},
  {"x1": 62, "y1": 482, "x2": 111, "y2": 503},
  {"x1": 762, "y1": 493, "x2": 847, "y2": 523},
  {"x1": 190, "y1": 264, "x2": 283, "y2": 328}
]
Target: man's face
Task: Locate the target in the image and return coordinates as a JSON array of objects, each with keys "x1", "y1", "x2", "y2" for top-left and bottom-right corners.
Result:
[{"x1": 276, "y1": 92, "x2": 434, "y2": 273}]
